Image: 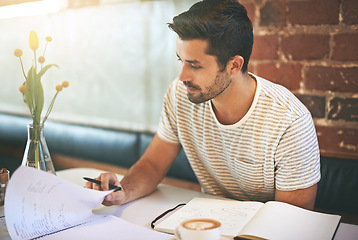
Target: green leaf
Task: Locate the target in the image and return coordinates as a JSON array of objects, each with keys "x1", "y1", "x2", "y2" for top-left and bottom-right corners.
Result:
[
  {"x1": 23, "y1": 66, "x2": 44, "y2": 125},
  {"x1": 38, "y1": 64, "x2": 59, "y2": 78},
  {"x1": 23, "y1": 67, "x2": 35, "y2": 115},
  {"x1": 35, "y1": 79, "x2": 44, "y2": 124}
]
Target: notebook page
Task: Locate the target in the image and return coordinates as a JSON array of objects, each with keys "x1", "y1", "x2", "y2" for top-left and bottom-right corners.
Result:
[
  {"x1": 5, "y1": 166, "x2": 113, "y2": 240},
  {"x1": 239, "y1": 201, "x2": 341, "y2": 240},
  {"x1": 155, "y1": 197, "x2": 263, "y2": 237}
]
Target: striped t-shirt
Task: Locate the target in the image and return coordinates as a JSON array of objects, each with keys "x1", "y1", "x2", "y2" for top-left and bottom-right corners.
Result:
[{"x1": 157, "y1": 74, "x2": 321, "y2": 202}]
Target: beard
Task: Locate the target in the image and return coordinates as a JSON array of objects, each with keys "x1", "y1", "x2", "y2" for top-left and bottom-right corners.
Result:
[{"x1": 184, "y1": 70, "x2": 232, "y2": 104}]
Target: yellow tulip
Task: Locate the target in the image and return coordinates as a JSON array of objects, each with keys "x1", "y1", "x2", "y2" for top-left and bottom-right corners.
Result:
[{"x1": 29, "y1": 30, "x2": 39, "y2": 51}]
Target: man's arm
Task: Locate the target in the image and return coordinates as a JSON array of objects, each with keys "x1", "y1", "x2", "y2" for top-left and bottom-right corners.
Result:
[
  {"x1": 86, "y1": 134, "x2": 181, "y2": 206},
  {"x1": 275, "y1": 184, "x2": 317, "y2": 210}
]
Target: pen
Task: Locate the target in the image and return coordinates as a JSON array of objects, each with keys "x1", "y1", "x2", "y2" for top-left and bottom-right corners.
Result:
[{"x1": 83, "y1": 177, "x2": 122, "y2": 191}]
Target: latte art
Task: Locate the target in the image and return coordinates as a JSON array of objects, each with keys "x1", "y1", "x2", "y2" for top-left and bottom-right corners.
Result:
[
  {"x1": 175, "y1": 218, "x2": 222, "y2": 240},
  {"x1": 182, "y1": 219, "x2": 221, "y2": 230}
]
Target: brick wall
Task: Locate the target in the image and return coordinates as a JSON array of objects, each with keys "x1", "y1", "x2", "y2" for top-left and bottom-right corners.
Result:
[{"x1": 242, "y1": 0, "x2": 358, "y2": 159}]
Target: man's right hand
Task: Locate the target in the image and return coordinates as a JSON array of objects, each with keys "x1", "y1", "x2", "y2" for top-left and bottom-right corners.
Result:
[{"x1": 84, "y1": 172, "x2": 127, "y2": 206}]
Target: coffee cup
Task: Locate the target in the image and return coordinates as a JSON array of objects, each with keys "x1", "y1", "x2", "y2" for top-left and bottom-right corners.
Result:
[{"x1": 174, "y1": 218, "x2": 221, "y2": 240}]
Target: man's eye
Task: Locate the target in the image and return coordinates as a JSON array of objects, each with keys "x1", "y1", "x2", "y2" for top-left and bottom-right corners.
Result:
[
  {"x1": 191, "y1": 65, "x2": 202, "y2": 70},
  {"x1": 177, "y1": 57, "x2": 182, "y2": 62}
]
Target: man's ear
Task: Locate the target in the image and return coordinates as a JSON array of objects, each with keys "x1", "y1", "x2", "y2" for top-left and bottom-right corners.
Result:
[{"x1": 228, "y1": 55, "x2": 244, "y2": 75}]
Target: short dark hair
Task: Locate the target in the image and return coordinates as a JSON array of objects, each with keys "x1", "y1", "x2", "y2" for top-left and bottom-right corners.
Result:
[{"x1": 168, "y1": 0, "x2": 253, "y2": 73}]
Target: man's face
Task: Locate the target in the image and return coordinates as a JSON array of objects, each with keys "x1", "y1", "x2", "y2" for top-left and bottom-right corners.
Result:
[{"x1": 176, "y1": 38, "x2": 232, "y2": 104}]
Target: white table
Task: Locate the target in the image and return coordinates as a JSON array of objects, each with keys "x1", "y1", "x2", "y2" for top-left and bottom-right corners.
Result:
[{"x1": 1, "y1": 168, "x2": 357, "y2": 239}]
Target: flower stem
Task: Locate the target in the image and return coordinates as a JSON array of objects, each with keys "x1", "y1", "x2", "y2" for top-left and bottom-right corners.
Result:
[
  {"x1": 43, "y1": 42, "x2": 48, "y2": 57},
  {"x1": 33, "y1": 50, "x2": 37, "y2": 72},
  {"x1": 41, "y1": 91, "x2": 59, "y2": 129},
  {"x1": 19, "y1": 58, "x2": 27, "y2": 79},
  {"x1": 41, "y1": 43, "x2": 48, "y2": 70}
]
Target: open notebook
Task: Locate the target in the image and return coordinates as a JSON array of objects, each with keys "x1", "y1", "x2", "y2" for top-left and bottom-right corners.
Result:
[
  {"x1": 5, "y1": 166, "x2": 172, "y2": 240},
  {"x1": 154, "y1": 197, "x2": 341, "y2": 240}
]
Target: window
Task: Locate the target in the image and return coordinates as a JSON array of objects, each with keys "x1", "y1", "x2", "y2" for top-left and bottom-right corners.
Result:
[{"x1": 0, "y1": 0, "x2": 65, "y2": 19}]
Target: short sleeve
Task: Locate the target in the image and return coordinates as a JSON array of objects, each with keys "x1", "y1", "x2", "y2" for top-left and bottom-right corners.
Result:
[
  {"x1": 275, "y1": 112, "x2": 321, "y2": 191},
  {"x1": 157, "y1": 79, "x2": 181, "y2": 144}
]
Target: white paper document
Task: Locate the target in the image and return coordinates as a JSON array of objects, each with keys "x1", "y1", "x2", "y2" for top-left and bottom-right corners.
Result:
[{"x1": 5, "y1": 166, "x2": 172, "y2": 240}]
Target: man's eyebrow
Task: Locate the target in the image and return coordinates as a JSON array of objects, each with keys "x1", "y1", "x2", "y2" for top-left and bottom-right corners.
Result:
[{"x1": 176, "y1": 53, "x2": 201, "y2": 64}]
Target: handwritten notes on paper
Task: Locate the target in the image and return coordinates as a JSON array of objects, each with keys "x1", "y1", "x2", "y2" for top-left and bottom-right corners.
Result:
[
  {"x1": 155, "y1": 197, "x2": 264, "y2": 237},
  {"x1": 5, "y1": 166, "x2": 110, "y2": 239},
  {"x1": 155, "y1": 197, "x2": 341, "y2": 240},
  {"x1": 4, "y1": 166, "x2": 172, "y2": 240}
]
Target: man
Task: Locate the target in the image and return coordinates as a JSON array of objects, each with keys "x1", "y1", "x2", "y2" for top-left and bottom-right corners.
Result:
[{"x1": 86, "y1": 0, "x2": 320, "y2": 210}]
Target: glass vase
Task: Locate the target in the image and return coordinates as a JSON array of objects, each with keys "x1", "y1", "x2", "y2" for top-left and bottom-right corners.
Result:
[{"x1": 21, "y1": 124, "x2": 56, "y2": 175}]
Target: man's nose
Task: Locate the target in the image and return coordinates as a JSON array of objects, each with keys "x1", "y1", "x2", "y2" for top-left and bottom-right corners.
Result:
[{"x1": 179, "y1": 64, "x2": 192, "y2": 82}]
